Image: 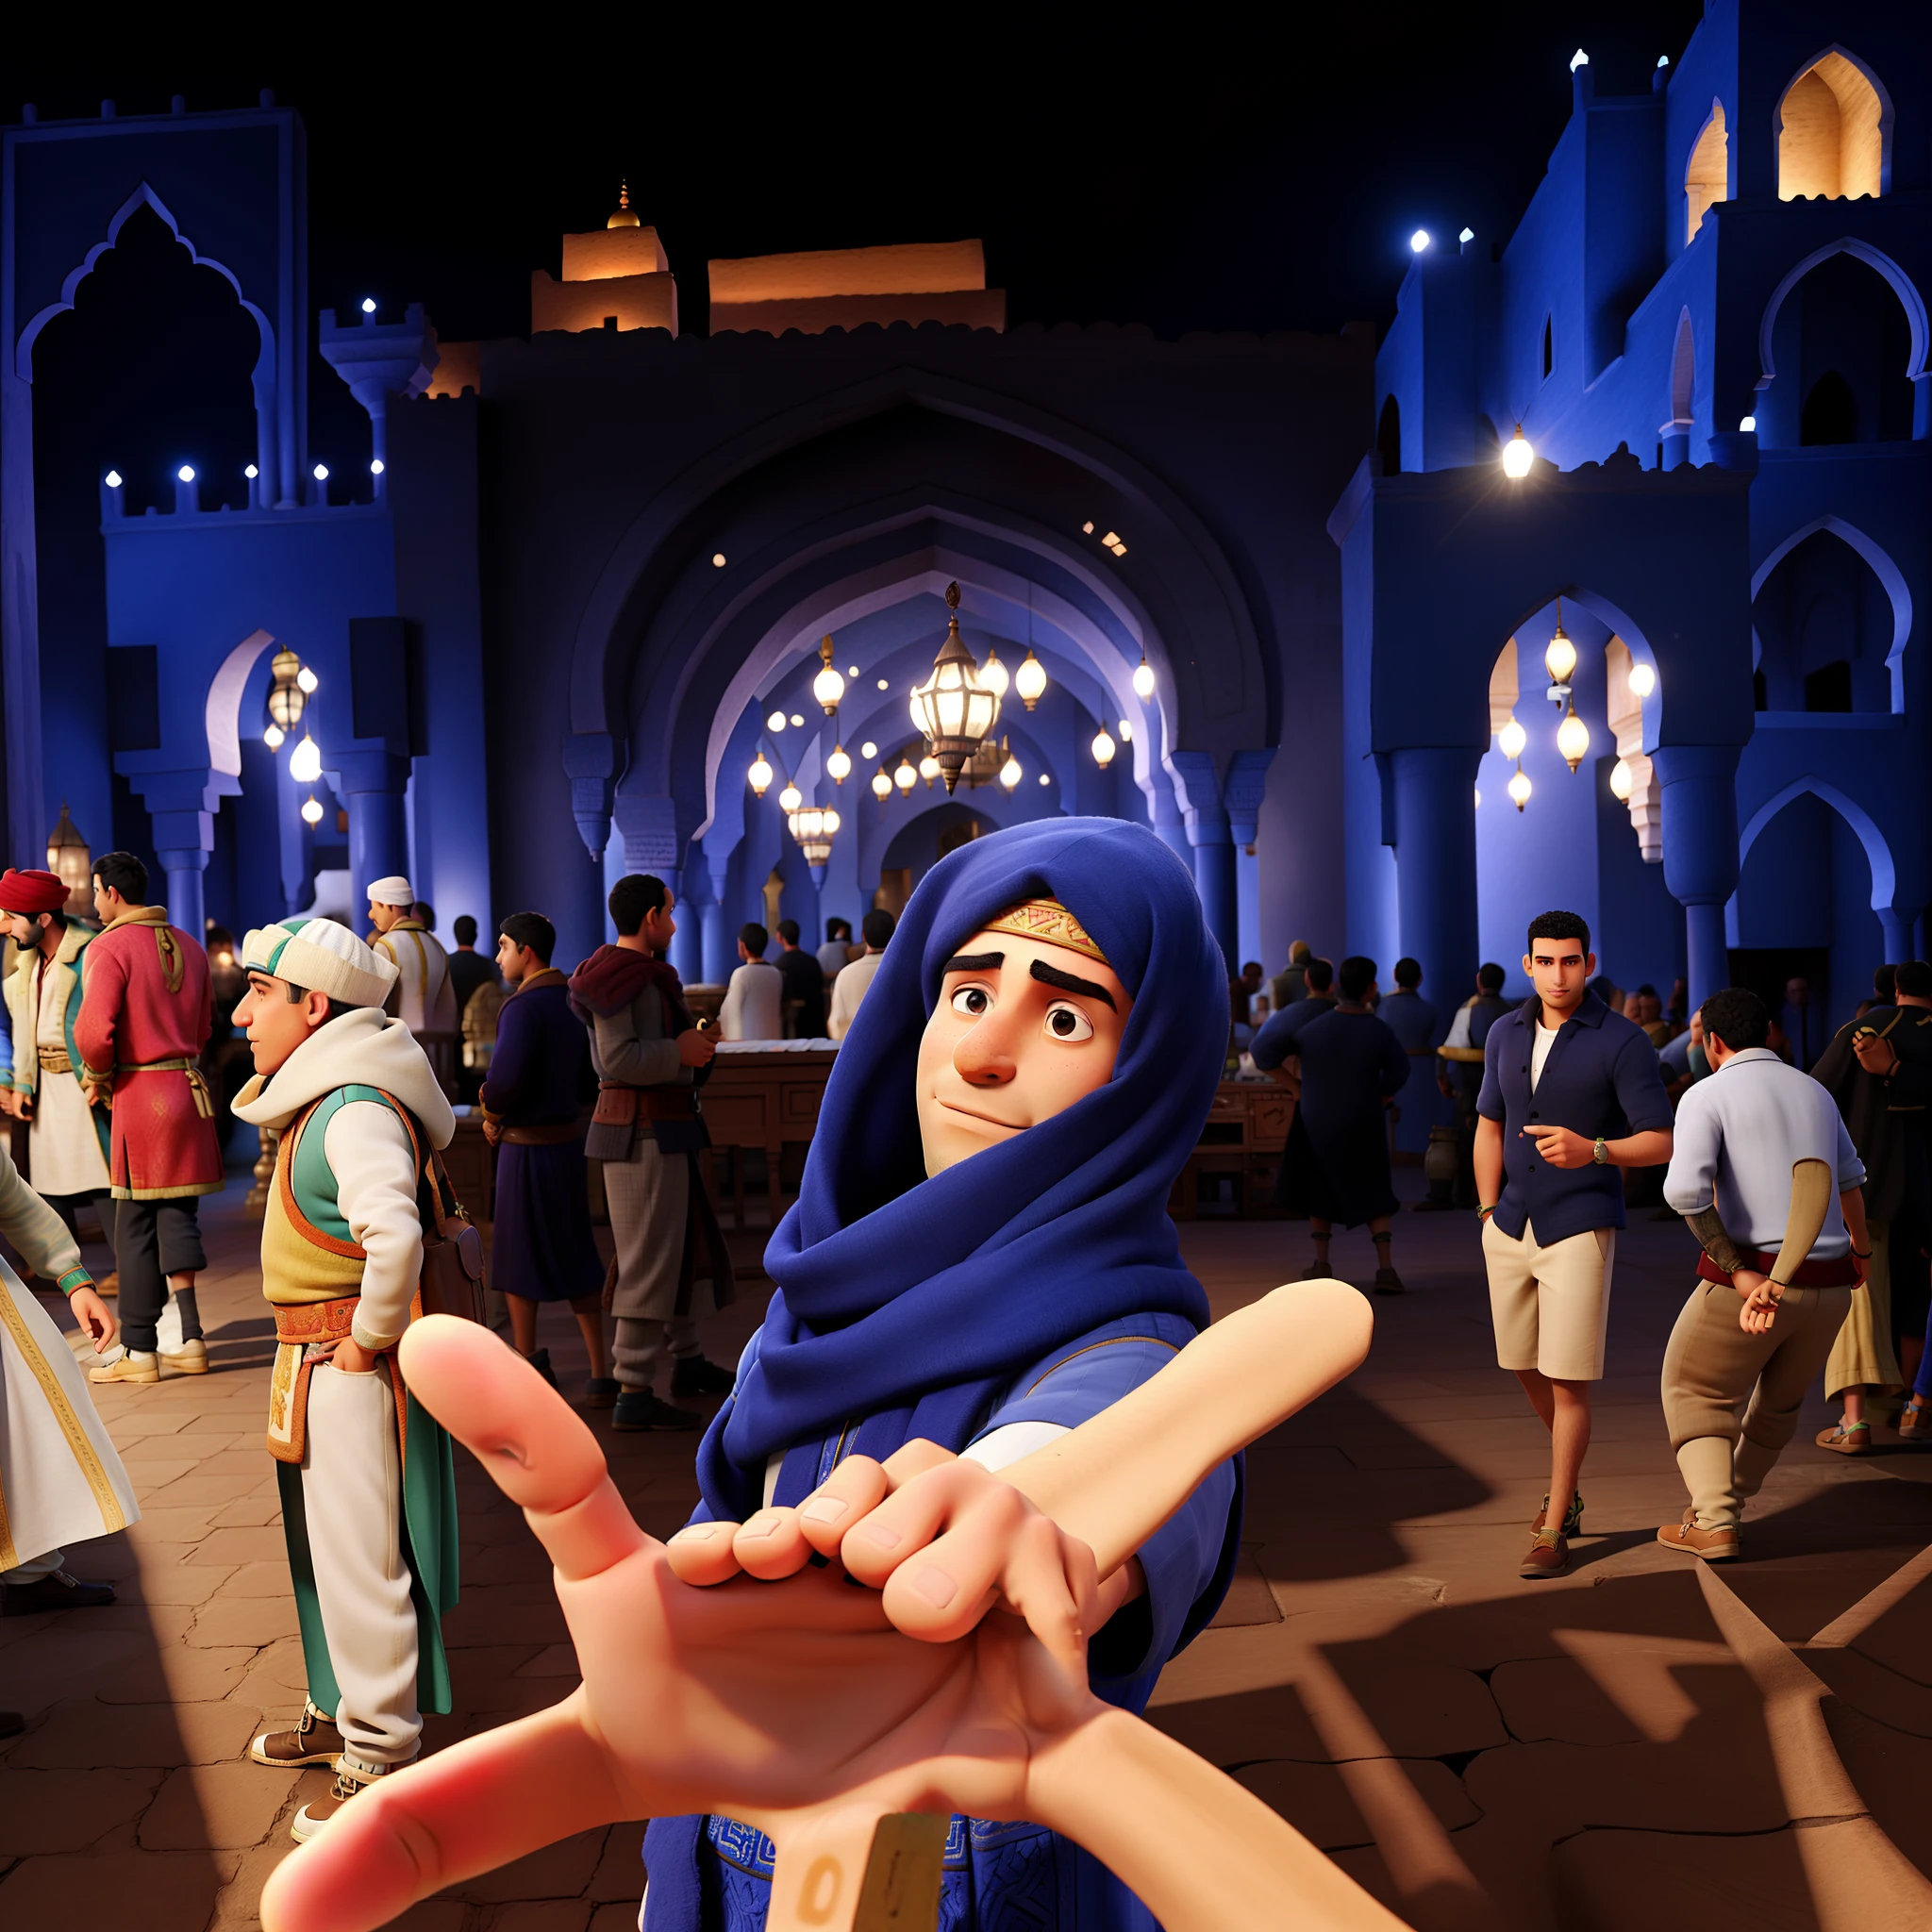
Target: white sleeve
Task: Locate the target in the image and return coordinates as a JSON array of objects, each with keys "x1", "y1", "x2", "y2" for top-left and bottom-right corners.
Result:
[
  {"x1": 961, "y1": 1420, "x2": 1071, "y2": 1472},
  {"x1": 719, "y1": 968, "x2": 746, "y2": 1042},
  {"x1": 325, "y1": 1100, "x2": 425, "y2": 1352},
  {"x1": 1662, "y1": 1089, "x2": 1722, "y2": 1216},
  {"x1": 827, "y1": 970, "x2": 854, "y2": 1041},
  {"x1": 1444, "y1": 1002, "x2": 1473, "y2": 1051},
  {"x1": 1836, "y1": 1112, "x2": 1867, "y2": 1192}
]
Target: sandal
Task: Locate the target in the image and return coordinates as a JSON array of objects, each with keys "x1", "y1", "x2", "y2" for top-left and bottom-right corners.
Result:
[
  {"x1": 1899, "y1": 1397, "x2": 1931, "y2": 1445},
  {"x1": 1815, "y1": 1419, "x2": 1874, "y2": 1456}
]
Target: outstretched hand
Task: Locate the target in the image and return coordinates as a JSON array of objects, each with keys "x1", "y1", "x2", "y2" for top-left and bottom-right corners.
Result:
[{"x1": 259, "y1": 1317, "x2": 1109, "y2": 1932}]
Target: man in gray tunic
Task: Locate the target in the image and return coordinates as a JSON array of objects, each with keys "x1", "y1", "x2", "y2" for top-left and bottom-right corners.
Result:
[{"x1": 568, "y1": 875, "x2": 736, "y2": 1432}]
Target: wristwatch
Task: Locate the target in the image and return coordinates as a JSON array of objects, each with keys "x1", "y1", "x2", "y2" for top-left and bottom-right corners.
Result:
[{"x1": 1591, "y1": 1136, "x2": 1608, "y2": 1165}]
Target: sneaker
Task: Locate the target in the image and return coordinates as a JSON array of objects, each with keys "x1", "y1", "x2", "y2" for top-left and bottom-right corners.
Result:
[
  {"x1": 583, "y1": 1376, "x2": 621, "y2": 1410},
  {"x1": 1519, "y1": 1528, "x2": 1569, "y2": 1579},
  {"x1": 522, "y1": 1347, "x2": 558, "y2": 1391},
  {"x1": 611, "y1": 1390, "x2": 701, "y2": 1433},
  {"x1": 88, "y1": 1348, "x2": 158, "y2": 1386},
  {"x1": 158, "y1": 1337, "x2": 209, "y2": 1377},
  {"x1": 1900, "y1": 1397, "x2": 1931, "y2": 1445},
  {"x1": 1532, "y1": 1491, "x2": 1585, "y2": 1538},
  {"x1": 290, "y1": 1762, "x2": 388, "y2": 1841},
  {"x1": 1373, "y1": 1266, "x2": 1405, "y2": 1296},
  {"x1": 669, "y1": 1355, "x2": 735, "y2": 1398},
  {"x1": 1816, "y1": 1419, "x2": 1874, "y2": 1456},
  {"x1": 251, "y1": 1705, "x2": 346, "y2": 1769},
  {"x1": 1657, "y1": 1510, "x2": 1740, "y2": 1561},
  {"x1": 1, "y1": 1570, "x2": 115, "y2": 1616}
]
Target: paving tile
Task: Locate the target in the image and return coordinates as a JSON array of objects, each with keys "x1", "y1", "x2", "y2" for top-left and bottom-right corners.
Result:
[
  {"x1": 486, "y1": 1904, "x2": 593, "y2": 1931},
  {"x1": 588, "y1": 1823, "x2": 645, "y2": 1900},
  {"x1": 1235, "y1": 1756, "x2": 1477, "y2": 1850},
  {"x1": 387, "y1": 1902, "x2": 472, "y2": 1931},
  {"x1": 0, "y1": 1846, "x2": 226, "y2": 1931},
  {"x1": 1553, "y1": 1822, "x2": 1822, "y2": 1930},
  {"x1": 208, "y1": 1832, "x2": 301, "y2": 1929},
  {"x1": 591, "y1": 1905, "x2": 643, "y2": 1932},
  {"x1": 189, "y1": 1594, "x2": 302, "y2": 1648},
  {"x1": 122, "y1": 1552, "x2": 238, "y2": 1606},
  {"x1": 8, "y1": 1696, "x2": 263, "y2": 1769},
  {"x1": 96, "y1": 1644, "x2": 255, "y2": 1707},
  {"x1": 0, "y1": 1767, "x2": 159, "y2": 1853},
  {"x1": 142, "y1": 1759, "x2": 301, "y2": 1850},
  {"x1": 189, "y1": 1525, "x2": 291, "y2": 1568}
]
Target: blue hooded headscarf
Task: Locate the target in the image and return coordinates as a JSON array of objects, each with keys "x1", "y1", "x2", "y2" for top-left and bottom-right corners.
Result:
[{"x1": 694, "y1": 816, "x2": 1229, "y2": 1521}]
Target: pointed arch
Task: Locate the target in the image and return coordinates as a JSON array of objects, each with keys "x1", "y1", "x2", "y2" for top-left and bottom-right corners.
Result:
[
  {"x1": 14, "y1": 181, "x2": 276, "y2": 388},
  {"x1": 1736, "y1": 776, "x2": 1895, "y2": 913},
  {"x1": 1750, "y1": 514, "x2": 1911, "y2": 710},
  {"x1": 1685, "y1": 100, "x2": 1728, "y2": 242},
  {"x1": 1669, "y1": 308, "x2": 1696, "y2": 425},
  {"x1": 1756, "y1": 239, "x2": 1928, "y2": 391},
  {"x1": 1775, "y1": 47, "x2": 1891, "y2": 201},
  {"x1": 204, "y1": 628, "x2": 277, "y2": 781}
]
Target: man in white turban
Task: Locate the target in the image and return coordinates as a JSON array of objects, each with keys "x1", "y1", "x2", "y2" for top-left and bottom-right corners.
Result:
[{"x1": 367, "y1": 877, "x2": 458, "y2": 1045}]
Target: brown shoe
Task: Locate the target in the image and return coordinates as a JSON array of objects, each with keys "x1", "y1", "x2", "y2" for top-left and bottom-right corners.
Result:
[
  {"x1": 1657, "y1": 1511, "x2": 1740, "y2": 1561},
  {"x1": 2, "y1": 1570, "x2": 115, "y2": 1616},
  {"x1": 1519, "y1": 1528, "x2": 1569, "y2": 1578},
  {"x1": 290, "y1": 1761, "x2": 388, "y2": 1841},
  {"x1": 251, "y1": 1705, "x2": 346, "y2": 1770},
  {"x1": 1901, "y1": 1397, "x2": 1932, "y2": 1445},
  {"x1": 1372, "y1": 1267, "x2": 1405, "y2": 1296},
  {"x1": 1815, "y1": 1420, "x2": 1874, "y2": 1456}
]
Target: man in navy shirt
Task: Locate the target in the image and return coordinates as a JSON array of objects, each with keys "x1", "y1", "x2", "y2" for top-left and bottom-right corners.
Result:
[{"x1": 1475, "y1": 911, "x2": 1674, "y2": 1579}]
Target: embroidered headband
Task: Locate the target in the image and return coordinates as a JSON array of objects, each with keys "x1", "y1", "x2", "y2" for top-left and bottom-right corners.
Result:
[{"x1": 981, "y1": 897, "x2": 1110, "y2": 968}]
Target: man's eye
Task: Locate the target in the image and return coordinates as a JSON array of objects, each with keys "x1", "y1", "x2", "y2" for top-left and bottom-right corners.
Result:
[
  {"x1": 951, "y1": 986, "x2": 992, "y2": 1018},
  {"x1": 1044, "y1": 1003, "x2": 1094, "y2": 1042}
]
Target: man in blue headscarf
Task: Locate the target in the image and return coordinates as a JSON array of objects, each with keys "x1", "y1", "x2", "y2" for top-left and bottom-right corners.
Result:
[{"x1": 642, "y1": 817, "x2": 1242, "y2": 1930}]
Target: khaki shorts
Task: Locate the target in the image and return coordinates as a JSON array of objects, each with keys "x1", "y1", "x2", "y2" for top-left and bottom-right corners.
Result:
[{"x1": 1482, "y1": 1216, "x2": 1616, "y2": 1382}]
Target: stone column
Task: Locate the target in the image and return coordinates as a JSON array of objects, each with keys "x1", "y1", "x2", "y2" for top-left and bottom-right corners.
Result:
[
  {"x1": 1879, "y1": 906, "x2": 1923, "y2": 965},
  {"x1": 1653, "y1": 743, "x2": 1742, "y2": 1010},
  {"x1": 702, "y1": 854, "x2": 734, "y2": 987},
  {"x1": 341, "y1": 778, "x2": 409, "y2": 923},
  {"x1": 1389, "y1": 746, "x2": 1483, "y2": 993}
]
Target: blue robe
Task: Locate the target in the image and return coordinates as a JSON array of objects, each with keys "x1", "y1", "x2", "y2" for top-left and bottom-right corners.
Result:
[
  {"x1": 1295, "y1": 1007, "x2": 1410, "y2": 1227},
  {"x1": 478, "y1": 971, "x2": 603, "y2": 1303},
  {"x1": 641, "y1": 818, "x2": 1242, "y2": 1931}
]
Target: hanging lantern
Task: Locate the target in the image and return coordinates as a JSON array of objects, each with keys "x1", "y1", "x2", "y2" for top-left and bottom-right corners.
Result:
[
  {"x1": 1627, "y1": 661, "x2": 1657, "y2": 698},
  {"x1": 297, "y1": 665, "x2": 319, "y2": 694},
  {"x1": 893, "y1": 756, "x2": 917, "y2": 793},
  {"x1": 266, "y1": 648, "x2": 309, "y2": 730},
  {"x1": 787, "y1": 804, "x2": 840, "y2": 868},
  {"x1": 1498, "y1": 715, "x2": 1527, "y2": 761},
  {"x1": 290, "y1": 733, "x2": 323, "y2": 784},
  {"x1": 999, "y1": 746, "x2": 1024, "y2": 791},
  {"x1": 1119, "y1": 718, "x2": 1132, "y2": 742},
  {"x1": 1507, "y1": 762, "x2": 1532, "y2": 812},
  {"x1": 1557, "y1": 696, "x2": 1590, "y2": 774},
  {"x1": 1132, "y1": 652, "x2": 1156, "y2": 700},
  {"x1": 1609, "y1": 757, "x2": 1633, "y2": 801},
  {"x1": 1091, "y1": 729, "x2": 1116, "y2": 768},
  {"x1": 46, "y1": 801, "x2": 92, "y2": 917},
  {"x1": 919, "y1": 753, "x2": 941, "y2": 788},
  {"x1": 1544, "y1": 597, "x2": 1576, "y2": 699},
  {"x1": 748, "y1": 752, "x2": 774, "y2": 798},
  {"x1": 908, "y1": 582, "x2": 1002, "y2": 792},
  {"x1": 825, "y1": 743, "x2": 851, "y2": 785},
  {"x1": 981, "y1": 647, "x2": 1010, "y2": 700},
  {"x1": 301, "y1": 793, "x2": 325, "y2": 826},
  {"x1": 778, "y1": 781, "x2": 803, "y2": 813},
  {"x1": 263, "y1": 723, "x2": 286, "y2": 750},
  {"x1": 1015, "y1": 648, "x2": 1047, "y2": 711},
  {"x1": 872, "y1": 765, "x2": 892, "y2": 803},
  {"x1": 1503, "y1": 424, "x2": 1535, "y2": 477},
  {"x1": 811, "y1": 637, "x2": 845, "y2": 716}
]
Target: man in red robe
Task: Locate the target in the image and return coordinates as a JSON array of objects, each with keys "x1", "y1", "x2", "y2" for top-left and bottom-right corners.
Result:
[{"x1": 75, "y1": 852, "x2": 223, "y2": 1386}]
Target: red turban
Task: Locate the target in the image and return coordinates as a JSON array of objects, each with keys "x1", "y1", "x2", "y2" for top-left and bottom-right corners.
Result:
[{"x1": 0, "y1": 869, "x2": 70, "y2": 916}]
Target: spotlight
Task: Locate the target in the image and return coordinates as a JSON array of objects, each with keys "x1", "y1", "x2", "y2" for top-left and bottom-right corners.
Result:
[
  {"x1": 894, "y1": 758, "x2": 916, "y2": 793},
  {"x1": 290, "y1": 734, "x2": 322, "y2": 783},
  {"x1": 1609, "y1": 758, "x2": 1633, "y2": 801},
  {"x1": 1503, "y1": 425, "x2": 1534, "y2": 477},
  {"x1": 361, "y1": 297, "x2": 377, "y2": 314},
  {"x1": 1118, "y1": 719, "x2": 1132, "y2": 741},
  {"x1": 263, "y1": 724, "x2": 285, "y2": 749},
  {"x1": 1410, "y1": 230, "x2": 1431, "y2": 254},
  {"x1": 747, "y1": 753, "x2": 774, "y2": 797},
  {"x1": 860, "y1": 741, "x2": 877, "y2": 759},
  {"x1": 1498, "y1": 716, "x2": 1526, "y2": 761},
  {"x1": 176, "y1": 464, "x2": 195, "y2": 483},
  {"x1": 370, "y1": 458, "x2": 384, "y2": 475},
  {"x1": 1507, "y1": 764, "x2": 1532, "y2": 812},
  {"x1": 244, "y1": 464, "x2": 258, "y2": 479},
  {"x1": 778, "y1": 782, "x2": 803, "y2": 813},
  {"x1": 1091, "y1": 729, "x2": 1116, "y2": 768},
  {"x1": 313, "y1": 462, "x2": 329, "y2": 482},
  {"x1": 105, "y1": 469, "x2": 123, "y2": 488}
]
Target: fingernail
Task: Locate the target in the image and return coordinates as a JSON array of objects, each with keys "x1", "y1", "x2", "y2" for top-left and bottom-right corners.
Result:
[
  {"x1": 740, "y1": 1512, "x2": 781, "y2": 1541},
  {"x1": 670, "y1": 1525, "x2": 721, "y2": 1542},
  {"x1": 857, "y1": 1523, "x2": 901, "y2": 1549},
  {"x1": 800, "y1": 1496, "x2": 847, "y2": 1524},
  {"x1": 908, "y1": 1565, "x2": 957, "y2": 1608}
]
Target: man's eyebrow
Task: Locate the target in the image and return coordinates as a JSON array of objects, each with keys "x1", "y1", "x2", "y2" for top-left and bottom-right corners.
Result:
[
  {"x1": 1030, "y1": 958, "x2": 1117, "y2": 1009},
  {"x1": 940, "y1": 951, "x2": 1005, "y2": 975}
]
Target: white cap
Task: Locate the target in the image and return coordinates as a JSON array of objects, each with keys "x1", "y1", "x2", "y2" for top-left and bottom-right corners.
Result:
[
  {"x1": 242, "y1": 919, "x2": 399, "y2": 1009},
  {"x1": 367, "y1": 874, "x2": 415, "y2": 908}
]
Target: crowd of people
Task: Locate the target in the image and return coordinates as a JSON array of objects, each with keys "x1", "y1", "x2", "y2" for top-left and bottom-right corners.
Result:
[{"x1": 1236, "y1": 913, "x2": 1932, "y2": 1580}]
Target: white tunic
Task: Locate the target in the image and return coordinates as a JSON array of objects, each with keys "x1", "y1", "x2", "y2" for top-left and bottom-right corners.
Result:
[
  {"x1": 375, "y1": 924, "x2": 459, "y2": 1039},
  {"x1": 29, "y1": 960, "x2": 111, "y2": 1198},
  {"x1": 719, "y1": 960, "x2": 785, "y2": 1041},
  {"x1": 0, "y1": 1153, "x2": 140, "y2": 1569}
]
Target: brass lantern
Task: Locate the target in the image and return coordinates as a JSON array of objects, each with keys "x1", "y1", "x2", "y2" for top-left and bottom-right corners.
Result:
[
  {"x1": 47, "y1": 802, "x2": 92, "y2": 918},
  {"x1": 787, "y1": 804, "x2": 840, "y2": 868},
  {"x1": 908, "y1": 583, "x2": 1001, "y2": 793},
  {"x1": 266, "y1": 648, "x2": 309, "y2": 730}
]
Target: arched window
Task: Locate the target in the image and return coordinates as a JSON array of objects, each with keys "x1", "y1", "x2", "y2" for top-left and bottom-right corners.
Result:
[
  {"x1": 1686, "y1": 102, "x2": 1727, "y2": 242},
  {"x1": 1376, "y1": 394, "x2": 1402, "y2": 475},
  {"x1": 1801, "y1": 370, "x2": 1857, "y2": 445},
  {"x1": 1750, "y1": 526, "x2": 1897, "y2": 711},
  {"x1": 1541, "y1": 315, "x2": 1554, "y2": 381},
  {"x1": 1778, "y1": 51, "x2": 1886, "y2": 201}
]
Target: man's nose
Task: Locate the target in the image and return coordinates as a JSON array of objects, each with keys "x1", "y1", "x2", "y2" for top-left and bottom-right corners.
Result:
[{"x1": 953, "y1": 1016, "x2": 1018, "y2": 1087}]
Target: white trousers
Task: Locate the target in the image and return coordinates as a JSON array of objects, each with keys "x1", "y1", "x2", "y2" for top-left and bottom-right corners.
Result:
[{"x1": 300, "y1": 1361, "x2": 421, "y2": 1772}]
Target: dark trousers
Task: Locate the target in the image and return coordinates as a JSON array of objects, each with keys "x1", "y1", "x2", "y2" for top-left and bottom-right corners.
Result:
[
  {"x1": 115, "y1": 1198, "x2": 208, "y2": 1353},
  {"x1": 1451, "y1": 1088, "x2": 1482, "y2": 1209},
  {"x1": 44, "y1": 1191, "x2": 118, "y2": 1268}
]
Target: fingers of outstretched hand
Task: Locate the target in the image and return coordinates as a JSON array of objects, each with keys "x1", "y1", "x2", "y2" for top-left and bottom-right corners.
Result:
[
  {"x1": 398, "y1": 1317, "x2": 647, "y2": 1579},
  {"x1": 734, "y1": 1507, "x2": 819, "y2": 1580},
  {"x1": 840, "y1": 1459, "x2": 999, "y2": 1589},
  {"x1": 663, "y1": 1520, "x2": 746, "y2": 1586},
  {"x1": 259, "y1": 1704, "x2": 623, "y2": 1932}
]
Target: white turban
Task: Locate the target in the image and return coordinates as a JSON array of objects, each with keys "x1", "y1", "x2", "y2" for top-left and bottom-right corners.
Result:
[
  {"x1": 367, "y1": 875, "x2": 415, "y2": 908},
  {"x1": 242, "y1": 919, "x2": 399, "y2": 1009}
]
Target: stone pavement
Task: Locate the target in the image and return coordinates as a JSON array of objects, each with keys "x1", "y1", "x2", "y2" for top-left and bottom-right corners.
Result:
[{"x1": 2, "y1": 1168, "x2": 1929, "y2": 1930}]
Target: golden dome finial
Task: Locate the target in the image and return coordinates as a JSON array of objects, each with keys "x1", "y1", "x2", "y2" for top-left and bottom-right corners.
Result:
[{"x1": 607, "y1": 179, "x2": 641, "y2": 229}]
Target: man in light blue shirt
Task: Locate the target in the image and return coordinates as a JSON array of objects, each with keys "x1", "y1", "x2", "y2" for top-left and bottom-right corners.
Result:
[{"x1": 1657, "y1": 988, "x2": 1870, "y2": 1561}]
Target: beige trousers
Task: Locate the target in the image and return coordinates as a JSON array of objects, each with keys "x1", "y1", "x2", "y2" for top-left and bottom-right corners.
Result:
[
  {"x1": 1661, "y1": 1278, "x2": 1852, "y2": 1531},
  {"x1": 300, "y1": 1361, "x2": 421, "y2": 1772},
  {"x1": 604, "y1": 1139, "x2": 705, "y2": 1391},
  {"x1": 1824, "y1": 1219, "x2": 1903, "y2": 1399},
  {"x1": 1482, "y1": 1217, "x2": 1615, "y2": 1381}
]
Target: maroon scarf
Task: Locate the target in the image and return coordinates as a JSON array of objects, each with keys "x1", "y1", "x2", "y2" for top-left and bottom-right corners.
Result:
[{"x1": 567, "y1": 945, "x2": 693, "y2": 1034}]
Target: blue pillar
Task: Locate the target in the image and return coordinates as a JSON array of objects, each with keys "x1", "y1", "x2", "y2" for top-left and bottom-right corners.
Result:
[
  {"x1": 666, "y1": 868, "x2": 703, "y2": 983},
  {"x1": 1390, "y1": 746, "x2": 1482, "y2": 992},
  {"x1": 1653, "y1": 744, "x2": 1741, "y2": 1010},
  {"x1": 158, "y1": 847, "x2": 208, "y2": 945},
  {"x1": 344, "y1": 785, "x2": 408, "y2": 925},
  {"x1": 1880, "y1": 905, "x2": 1922, "y2": 965},
  {"x1": 1187, "y1": 827, "x2": 1238, "y2": 974},
  {"x1": 702, "y1": 853, "x2": 734, "y2": 986}
]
